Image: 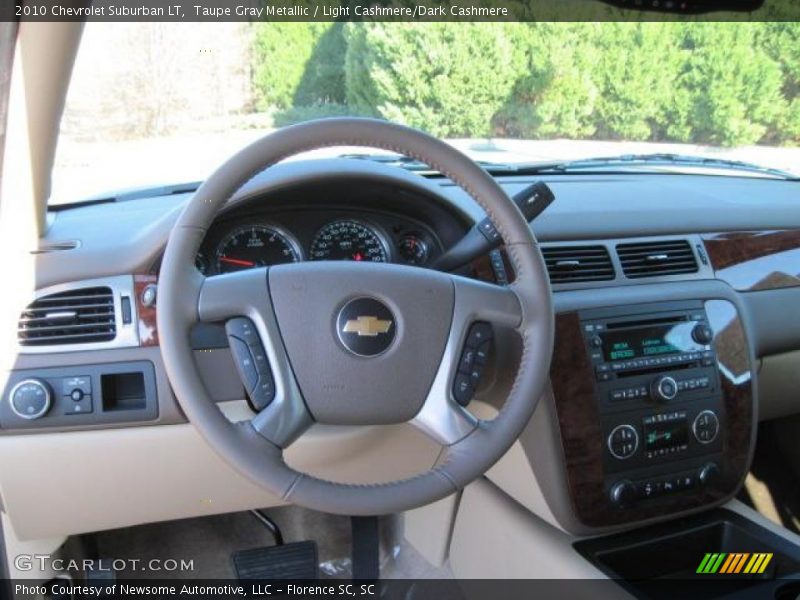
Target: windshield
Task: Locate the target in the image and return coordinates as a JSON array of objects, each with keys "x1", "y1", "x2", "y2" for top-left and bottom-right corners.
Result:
[{"x1": 52, "y1": 22, "x2": 800, "y2": 204}]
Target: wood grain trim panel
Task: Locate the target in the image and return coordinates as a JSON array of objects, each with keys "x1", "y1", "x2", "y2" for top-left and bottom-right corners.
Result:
[
  {"x1": 702, "y1": 230, "x2": 800, "y2": 291},
  {"x1": 134, "y1": 274, "x2": 158, "y2": 347},
  {"x1": 549, "y1": 301, "x2": 753, "y2": 528}
]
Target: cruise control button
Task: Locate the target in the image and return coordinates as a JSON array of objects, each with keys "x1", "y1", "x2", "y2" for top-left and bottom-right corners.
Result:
[
  {"x1": 228, "y1": 336, "x2": 259, "y2": 392},
  {"x1": 226, "y1": 317, "x2": 261, "y2": 345},
  {"x1": 250, "y1": 376, "x2": 275, "y2": 411},
  {"x1": 453, "y1": 373, "x2": 474, "y2": 406}
]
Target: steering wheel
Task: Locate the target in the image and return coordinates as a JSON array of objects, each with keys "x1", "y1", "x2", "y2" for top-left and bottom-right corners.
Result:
[{"x1": 158, "y1": 118, "x2": 553, "y2": 515}]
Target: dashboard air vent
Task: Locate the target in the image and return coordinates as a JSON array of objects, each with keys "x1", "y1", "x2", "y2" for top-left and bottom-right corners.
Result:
[
  {"x1": 542, "y1": 245, "x2": 615, "y2": 284},
  {"x1": 18, "y1": 286, "x2": 116, "y2": 346},
  {"x1": 617, "y1": 240, "x2": 699, "y2": 279}
]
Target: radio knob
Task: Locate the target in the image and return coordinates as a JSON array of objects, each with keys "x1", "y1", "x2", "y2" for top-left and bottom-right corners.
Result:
[
  {"x1": 698, "y1": 462, "x2": 721, "y2": 488},
  {"x1": 9, "y1": 378, "x2": 52, "y2": 420},
  {"x1": 692, "y1": 323, "x2": 714, "y2": 345},
  {"x1": 609, "y1": 480, "x2": 637, "y2": 508},
  {"x1": 650, "y1": 375, "x2": 678, "y2": 402}
]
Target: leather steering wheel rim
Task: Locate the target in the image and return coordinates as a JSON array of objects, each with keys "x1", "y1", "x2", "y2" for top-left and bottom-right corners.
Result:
[{"x1": 157, "y1": 118, "x2": 554, "y2": 515}]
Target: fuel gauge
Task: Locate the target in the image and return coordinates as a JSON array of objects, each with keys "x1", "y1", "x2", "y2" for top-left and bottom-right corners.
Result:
[{"x1": 398, "y1": 234, "x2": 430, "y2": 265}]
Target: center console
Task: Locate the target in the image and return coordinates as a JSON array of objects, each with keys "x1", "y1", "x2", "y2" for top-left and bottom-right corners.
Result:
[{"x1": 549, "y1": 299, "x2": 755, "y2": 528}]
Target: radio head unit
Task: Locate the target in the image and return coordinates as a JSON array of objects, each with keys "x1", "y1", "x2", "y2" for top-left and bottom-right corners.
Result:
[{"x1": 580, "y1": 302, "x2": 724, "y2": 509}]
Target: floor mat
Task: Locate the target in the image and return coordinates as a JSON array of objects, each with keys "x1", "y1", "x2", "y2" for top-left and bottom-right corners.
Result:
[
  {"x1": 91, "y1": 506, "x2": 453, "y2": 579},
  {"x1": 741, "y1": 421, "x2": 800, "y2": 535}
]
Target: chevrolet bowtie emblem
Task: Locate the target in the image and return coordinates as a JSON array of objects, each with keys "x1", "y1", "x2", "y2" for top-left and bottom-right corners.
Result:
[{"x1": 342, "y1": 316, "x2": 393, "y2": 337}]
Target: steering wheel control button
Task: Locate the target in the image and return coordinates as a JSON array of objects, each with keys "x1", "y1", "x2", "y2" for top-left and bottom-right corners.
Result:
[
  {"x1": 336, "y1": 297, "x2": 396, "y2": 357},
  {"x1": 453, "y1": 373, "x2": 474, "y2": 407},
  {"x1": 453, "y1": 322, "x2": 494, "y2": 406},
  {"x1": 10, "y1": 379, "x2": 52, "y2": 420},
  {"x1": 228, "y1": 336, "x2": 259, "y2": 392},
  {"x1": 465, "y1": 322, "x2": 493, "y2": 349},
  {"x1": 607, "y1": 424, "x2": 639, "y2": 460},
  {"x1": 227, "y1": 317, "x2": 261, "y2": 346},
  {"x1": 225, "y1": 318, "x2": 276, "y2": 411},
  {"x1": 693, "y1": 410, "x2": 720, "y2": 444}
]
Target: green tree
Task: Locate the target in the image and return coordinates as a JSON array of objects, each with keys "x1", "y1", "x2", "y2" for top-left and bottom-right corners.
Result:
[
  {"x1": 345, "y1": 23, "x2": 519, "y2": 137},
  {"x1": 495, "y1": 23, "x2": 600, "y2": 139},
  {"x1": 593, "y1": 23, "x2": 691, "y2": 141},
  {"x1": 681, "y1": 23, "x2": 786, "y2": 146},
  {"x1": 252, "y1": 22, "x2": 346, "y2": 111}
]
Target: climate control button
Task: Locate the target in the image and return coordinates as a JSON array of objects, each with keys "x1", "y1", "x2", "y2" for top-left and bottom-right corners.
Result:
[
  {"x1": 607, "y1": 424, "x2": 639, "y2": 460},
  {"x1": 693, "y1": 410, "x2": 720, "y2": 444},
  {"x1": 9, "y1": 378, "x2": 52, "y2": 420}
]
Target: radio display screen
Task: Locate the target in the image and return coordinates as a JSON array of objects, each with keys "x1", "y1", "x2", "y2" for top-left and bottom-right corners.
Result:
[
  {"x1": 601, "y1": 324, "x2": 699, "y2": 362},
  {"x1": 643, "y1": 416, "x2": 689, "y2": 452}
]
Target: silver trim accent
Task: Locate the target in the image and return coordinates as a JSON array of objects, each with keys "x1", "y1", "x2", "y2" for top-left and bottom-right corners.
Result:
[
  {"x1": 692, "y1": 409, "x2": 720, "y2": 445},
  {"x1": 9, "y1": 379, "x2": 52, "y2": 420},
  {"x1": 607, "y1": 424, "x2": 639, "y2": 460},
  {"x1": 16, "y1": 275, "x2": 140, "y2": 354}
]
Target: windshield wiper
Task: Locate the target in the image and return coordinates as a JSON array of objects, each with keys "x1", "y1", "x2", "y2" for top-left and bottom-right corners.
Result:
[{"x1": 511, "y1": 153, "x2": 798, "y2": 180}]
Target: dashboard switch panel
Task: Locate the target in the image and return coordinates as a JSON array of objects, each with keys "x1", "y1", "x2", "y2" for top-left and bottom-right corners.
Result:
[{"x1": 1, "y1": 361, "x2": 158, "y2": 431}]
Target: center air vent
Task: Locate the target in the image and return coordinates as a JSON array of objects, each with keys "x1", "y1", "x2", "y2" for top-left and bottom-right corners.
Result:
[
  {"x1": 18, "y1": 286, "x2": 117, "y2": 346},
  {"x1": 542, "y1": 245, "x2": 615, "y2": 284},
  {"x1": 616, "y1": 240, "x2": 699, "y2": 279}
]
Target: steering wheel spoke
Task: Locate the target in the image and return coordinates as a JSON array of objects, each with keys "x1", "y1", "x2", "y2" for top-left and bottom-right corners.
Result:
[
  {"x1": 411, "y1": 275, "x2": 522, "y2": 446},
  {"x1": 197, "y1": 269, "x2": 313, "y2": 448}
]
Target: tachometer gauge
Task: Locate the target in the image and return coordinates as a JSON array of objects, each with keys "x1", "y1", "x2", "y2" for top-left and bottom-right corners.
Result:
[
  {"x1": 215, "y1": 225, "x2": 302, "y2": 273},
  {"x1": 309, "y1": 220, "x2": 389, "y2": 263}
]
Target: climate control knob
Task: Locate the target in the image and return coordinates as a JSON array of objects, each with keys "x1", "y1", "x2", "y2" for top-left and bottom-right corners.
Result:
[
  {"x1": 609, "y1": 480, "x2": 637, "y2": 508},
  {"x1": 693, "y1": 410, "x2": 720, "y2": 444},
  {"x1": 650, "y1": 375, "x2": 678, "y2": 402},
  {"x1": 9, "y1": 378, "x2": 52, "y2": 420}
]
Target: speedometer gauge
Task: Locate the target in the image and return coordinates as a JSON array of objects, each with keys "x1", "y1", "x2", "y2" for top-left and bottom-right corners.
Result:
[
  {"x1": 215, "y1": 225, "x2": 301, "y2": 273},
  {"x1": 309, "y1": 220, "x2": 389, "y2": 263}
]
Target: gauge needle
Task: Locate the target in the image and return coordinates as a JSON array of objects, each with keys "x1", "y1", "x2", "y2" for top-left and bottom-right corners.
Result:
[
  {"x1": 219, "y1": 256, "x2": 255, "y2": 267},
  {"x1": 353, "y1": 252, "x2": 363, "y2": 261}
]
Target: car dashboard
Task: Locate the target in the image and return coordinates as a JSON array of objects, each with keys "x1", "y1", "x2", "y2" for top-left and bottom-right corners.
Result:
[{"x1": 3, "y1": 157, "x2": 800, "y2": 541}]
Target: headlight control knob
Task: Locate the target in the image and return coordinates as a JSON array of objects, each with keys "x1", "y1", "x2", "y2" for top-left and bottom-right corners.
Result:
[{"x1": 9, "y1": 378, "x2": 52, "y2": 420}]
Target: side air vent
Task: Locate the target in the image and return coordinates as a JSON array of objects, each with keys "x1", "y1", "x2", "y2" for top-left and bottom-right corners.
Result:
[
  {"x1": 542, "y1": 245, "x2": 615, "y2": 284},
  {"x1": 18, "y1": 286, "x2": 116, "y2": 346},
  {"x1": 617, "y1": 239, "x2": 699, "y2": 279}
]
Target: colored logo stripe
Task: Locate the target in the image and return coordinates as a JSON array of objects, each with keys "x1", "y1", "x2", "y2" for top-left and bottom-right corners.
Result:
[{"x1": 697, "y1": 553, "x2": 773, "y2": 574}]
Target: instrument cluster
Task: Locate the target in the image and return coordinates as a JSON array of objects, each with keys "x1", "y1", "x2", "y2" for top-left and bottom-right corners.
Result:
[{"x1": 195, "y1": 214, "x2": 438, "y2": 276}]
